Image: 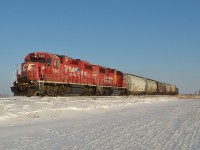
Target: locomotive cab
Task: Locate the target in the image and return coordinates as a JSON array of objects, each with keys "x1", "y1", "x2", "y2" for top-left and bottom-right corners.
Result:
[{"x1": 21, "y1": 52, "x2": 46, "y2": 81}]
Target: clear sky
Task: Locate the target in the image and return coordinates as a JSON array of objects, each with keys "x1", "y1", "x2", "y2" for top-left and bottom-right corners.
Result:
[{"x1": 0, "y1": 0, "x2": 199, "y2": 95}]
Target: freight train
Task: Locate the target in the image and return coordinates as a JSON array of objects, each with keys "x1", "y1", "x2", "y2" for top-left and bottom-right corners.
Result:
[{"x1": 11, "y1": 52, "x2": 178, "y2": 96}]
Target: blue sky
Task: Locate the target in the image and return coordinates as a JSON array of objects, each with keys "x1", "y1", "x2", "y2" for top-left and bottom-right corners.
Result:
[{"x1": 0, "y1": 0, "x2": 199, "y2": 94}]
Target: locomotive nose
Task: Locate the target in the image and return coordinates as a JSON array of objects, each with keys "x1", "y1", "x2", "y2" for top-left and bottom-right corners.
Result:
[
  {"x1": 21, "y1": 63, "x2": 28, "y2": 76},
  {"x1": 22, "y1": 63, "x2": 34, "y2": 72},
  {"x1": 28, "y1": 63, "x2": 35, "y2": 70}
]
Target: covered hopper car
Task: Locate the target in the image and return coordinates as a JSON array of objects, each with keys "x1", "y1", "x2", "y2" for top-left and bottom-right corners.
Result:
[{"x1": 11, "y1": 52, "x2": 178, "y2": 96}]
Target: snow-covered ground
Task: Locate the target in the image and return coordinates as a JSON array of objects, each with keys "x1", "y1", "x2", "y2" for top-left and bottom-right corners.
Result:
[{"x1": 0, "y1": 96, "x2": 200, "y2": 150}]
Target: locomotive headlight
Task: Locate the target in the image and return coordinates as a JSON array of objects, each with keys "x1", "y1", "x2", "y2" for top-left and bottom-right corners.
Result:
[{"x1": 33, "y1": 53, "x2": 37, "y2": 58}]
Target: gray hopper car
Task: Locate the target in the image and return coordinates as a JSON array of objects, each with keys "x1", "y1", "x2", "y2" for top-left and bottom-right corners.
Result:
[{"x1": 125, "y1": 74, "x2": 178, "y2": 95}]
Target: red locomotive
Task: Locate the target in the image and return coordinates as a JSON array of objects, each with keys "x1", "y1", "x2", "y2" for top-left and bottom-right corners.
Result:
[
  {"x1": 11, "y1": 52, "x2": 126, "y2": 96},
  {"x1": 11, "y1": 52, "x2": 178, "y2": 96}
]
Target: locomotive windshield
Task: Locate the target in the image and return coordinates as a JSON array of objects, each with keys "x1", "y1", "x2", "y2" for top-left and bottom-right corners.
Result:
[
  {"x1": 25, "y1": 58, "x2": 45, "y2": 63},
  {"x1": 24, "y1": 53, "x2": 46, "y2": 63}
]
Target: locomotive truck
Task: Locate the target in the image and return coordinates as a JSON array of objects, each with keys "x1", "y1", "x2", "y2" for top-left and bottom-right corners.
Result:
[{"x1": 11, "y1": 52, "x2": 178, "y2": 96}]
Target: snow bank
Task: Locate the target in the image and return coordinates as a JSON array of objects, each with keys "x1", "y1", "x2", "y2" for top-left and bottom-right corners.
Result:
[{"x1": 0, "y1": 96, "x2": 177, "y2": 122}]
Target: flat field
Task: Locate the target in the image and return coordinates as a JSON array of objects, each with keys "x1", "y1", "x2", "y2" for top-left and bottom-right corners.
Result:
[{"x1": 0, "y1": 96, "x2": 200, "y2": 150}]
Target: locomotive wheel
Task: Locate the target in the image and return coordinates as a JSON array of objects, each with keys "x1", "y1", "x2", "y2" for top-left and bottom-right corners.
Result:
[
  {"x1": 27, "y1": 88, "x2": 37, "y2": 97},
  {"x1": 89, "y1": 87, "x2": 96, "y2": 96},
  {"x1": 58, "y1": 86, "x2": 66, "y2": 96},
  {"x1": 53, "y1": 90, "x2": 57, "y2": 96},
  {"x1": 46, "y1": 89, "x2": 52, "y2": 96}
]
